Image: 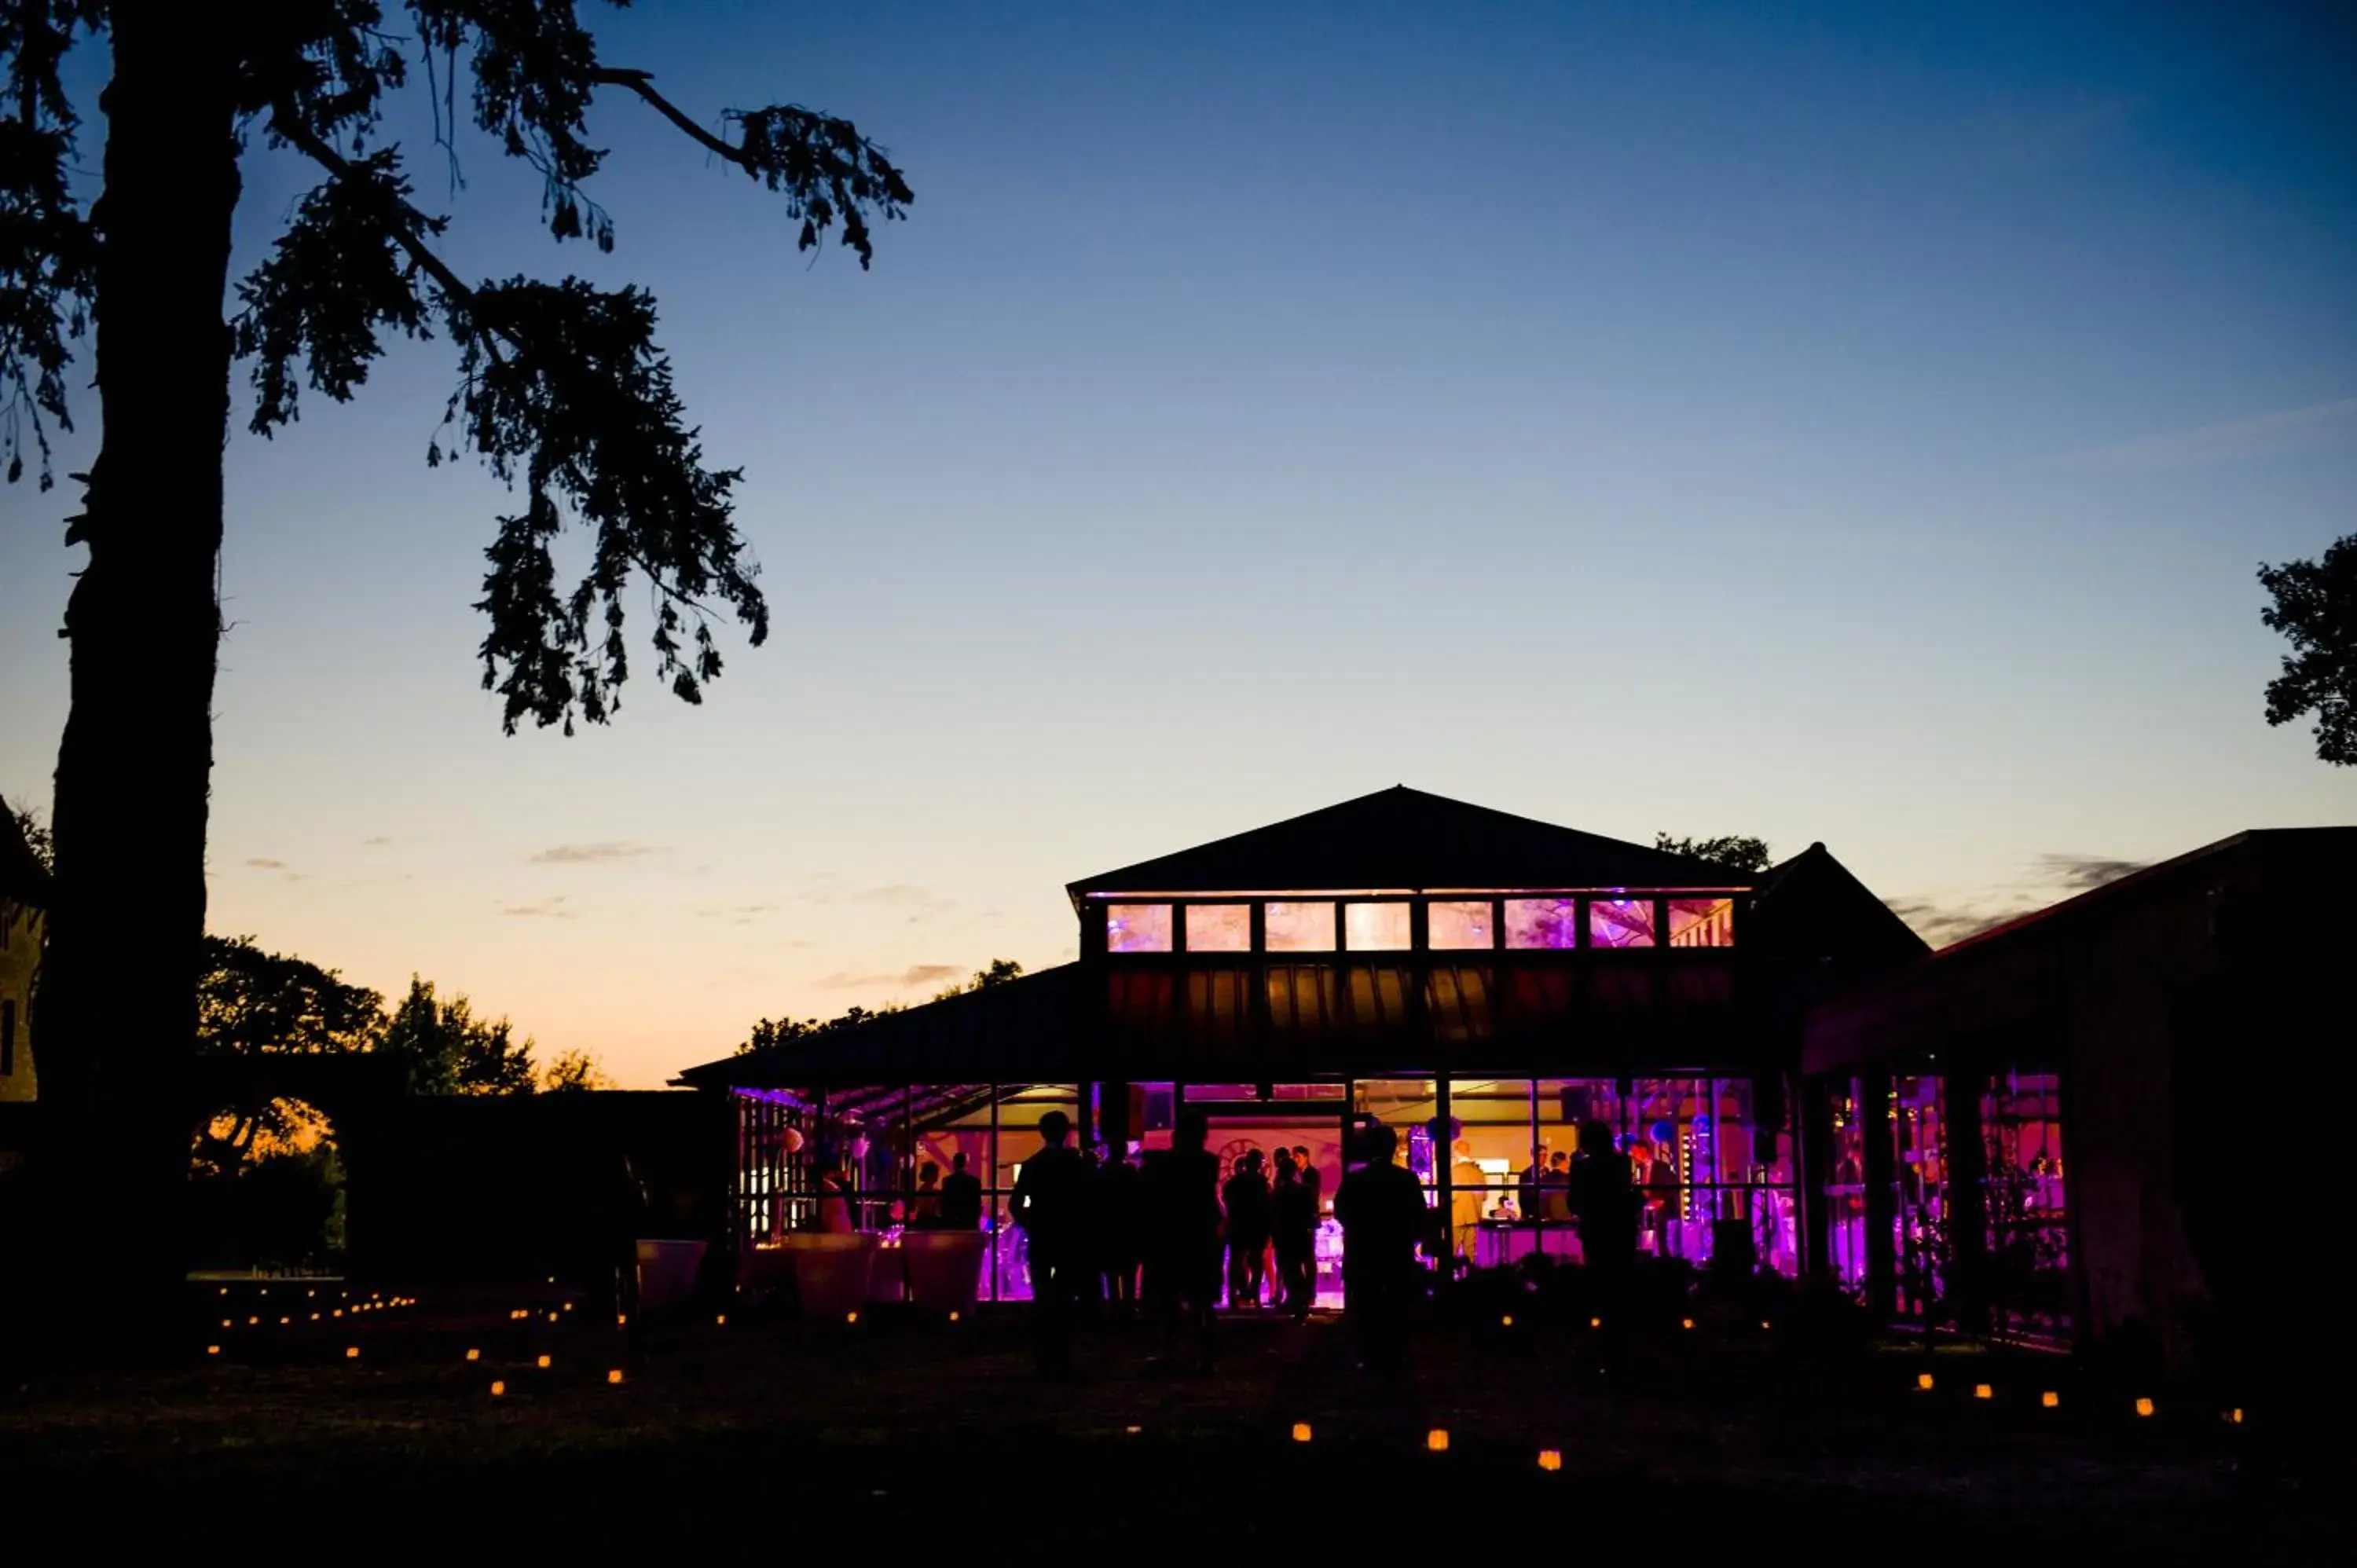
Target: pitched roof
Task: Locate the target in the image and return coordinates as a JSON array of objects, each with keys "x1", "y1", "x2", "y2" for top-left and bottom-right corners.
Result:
[
  {"x1": 1748, "y1": 841, "x2": 1930, "y2": 969},
  {"x1": 1066, "y1": 786, "x2": 1747, "y2": 903}
]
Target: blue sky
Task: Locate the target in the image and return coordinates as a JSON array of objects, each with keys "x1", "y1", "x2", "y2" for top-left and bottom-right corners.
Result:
[{"x1": 3, "y1": 2, "x2": 2352, "y2": 1085}]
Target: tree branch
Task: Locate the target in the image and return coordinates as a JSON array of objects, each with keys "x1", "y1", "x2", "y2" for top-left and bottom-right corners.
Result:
[
  {"x1": 591, "y1": 68, "x2": 745, "y2": 169},
  {"x1": 265, "y1": 104, "x2": 508, "y2": 361}
]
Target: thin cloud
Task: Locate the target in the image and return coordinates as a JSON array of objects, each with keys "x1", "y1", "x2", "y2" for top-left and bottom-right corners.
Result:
[
  {"x1": 530, "y1": 842, "x2": 667, "y2": 866},
  {"x1": 498, "y1": 896, "x2": 576, "y2": 919},
  {"x1": 2032, "y1": 854, "x2": 2147, "y2": 894},
  {"x1": 245, "y1": 857, "x2": 287, "y2": 870},
  {"x1": 1885, "y1": 897, "x2": 2030, "y2": 948},
  {"x1": 695, "y1": 903, "x2": 779, "y2": 925},
  {"x1": 2054, "y1": 396, "x2": 2357, "y2": 473},
  {"x1": 813, "y1": 962, "x2": 962, "y2": 991},
  {"x1": 361, "y1": 836, "x2": 394, "y2": 847}
]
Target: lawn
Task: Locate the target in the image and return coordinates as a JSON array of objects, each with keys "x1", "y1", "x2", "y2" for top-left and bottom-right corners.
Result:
[{"x1": 0, "y1": 1283, "x2": 2338, "y2": 1559}]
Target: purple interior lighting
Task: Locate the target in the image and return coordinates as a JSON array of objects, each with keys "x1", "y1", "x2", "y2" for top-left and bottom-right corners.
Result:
[
  {"x1": 1504, "y1": 899, "x2": 1578, "y2": 949},
  {"x1": 1589, "y1": 898, "x2": 1656, "y2": 948}
]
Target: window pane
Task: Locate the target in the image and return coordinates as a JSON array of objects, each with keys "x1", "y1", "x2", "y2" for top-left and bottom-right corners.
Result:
[
  {"x1": 1504, "y1": 898, "x2": 1578, "y2": 950},
  {"x1": 1589, "y1": 898, "x2": 1657, "y2": 948},
  {"x1": 1667, "y1": 898, "x2": 1735, "y2": 947},
  {"x1": 1264, "y1": 901, "x2": 1335, "y2": 952},
  {"x1": 1105, "y1": 903, "x2": 1171, "y2": 954},
  {"x1": 1428, "y1": 900, "x2": 1494, "y2": 950},
  {"x1": 1343, "y1": 902, "x2": 1410, "y2": 951},
  {"x1": 1185, "y1": 903, "x2": 1251, "y2": 952}
]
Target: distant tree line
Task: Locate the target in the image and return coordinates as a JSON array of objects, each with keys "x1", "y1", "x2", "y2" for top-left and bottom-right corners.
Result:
[{"x1": 739, "y1": 958, "x2": 1025, "y2": 1057}]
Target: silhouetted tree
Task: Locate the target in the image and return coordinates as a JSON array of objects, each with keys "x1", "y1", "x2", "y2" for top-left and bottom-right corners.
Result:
[
  {"x1": 377, "y1": 976, "x2": 537, "y2": 1096},
  {"x1": 1653, "y1": 833, "x2": 1774, "y2": 876},
  {"x1": 2258, "y1": 533, "x2": 2357, "y2": 765},
  {"x1": 1, "y1": 5, "x2": 909, "y2": 1351},
  {"x1": 196, "y1": 935, "x2": 383, "y2": 1061},
  {"x1": 932, "y1": 956, "x2": 1025, "y2": 1001},
  {"x1": 738, "y1": 1002, "x2": 900, "y2": 1057},
  {"x1": 6, "y1": 798, "x2": 52, "y2": 875},
  {"x1": 541, "y1": 1047, "x2": 613, "y2": 1094}
]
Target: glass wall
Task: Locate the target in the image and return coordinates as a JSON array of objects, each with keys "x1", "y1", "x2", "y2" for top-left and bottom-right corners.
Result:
[
  {"x1": 1098, "y1": 893, "x2": 1744, "y2": 954},
  {"x1": 1264, "y1": 901, "x2": 1336, "y2": 951},
  {"x1": 1981, "y1": 1069, "x2": 2069, "y2": 1343}
]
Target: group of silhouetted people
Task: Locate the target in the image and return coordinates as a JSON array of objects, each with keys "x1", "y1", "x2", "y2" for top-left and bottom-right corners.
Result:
[
  {"x1": 1008, "y1": 1110, "x2": 1324, "y2": 1375},
  {"x1": 999, "y1": 1108, "x2": 1644, "y2": 1377}
]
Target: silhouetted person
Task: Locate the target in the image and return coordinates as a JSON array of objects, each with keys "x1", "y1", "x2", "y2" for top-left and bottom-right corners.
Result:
[
  {"x1": 1450, "y1": 1138, "x2": 1487, "y2": 1264},
  {"x1": 1517, "y1": 1143, "x2": 1552, "y2": 1223},
  {"x1": 1271, "y1": 1150, "x2": 1318, "y2": 1319},
  {"x1": 1144, "y1": 1110, "x2": 1222, "y2": 1368},
  {"x1": 1336, "y1": 1124, "x2": 1425, "y2": 1372},
  {"x1": 1293, "y1": 1146, "x2": 1319, "y2": 1210},
  {"x1": 1569, "y1": 1119, "x2": 1638, "y2": 1368},
  {"x1": 939, "y1": 1152, "x2": 983, "y2": 1230},
  {"x1": 1541, "y1": 1149, "x2": 1573, "y2": 1223},
  {"x1": 1223, "y1": 1149, "x2": 1272, "y2": 1308},
  {"x1": 910, "y1": 1161, "x2": 942, "y2": 1228},
  {"x1": 1093, "y1": 1147, "x2": 1144, "y2": 1316},
  {"x1": 816, "y1": 1151, "x2": 856, "y2": 1235},
  {"x1": 601, "y1": 1151, "x2": 648, "y2": 1319},
  {"x1": 1010, "y1": 1110, "x2": 1088, "y2": 1376}
]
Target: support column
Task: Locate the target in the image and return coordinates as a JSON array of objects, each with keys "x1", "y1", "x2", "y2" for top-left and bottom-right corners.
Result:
[
  {"x1": 1942, "y1": 1065, "x2": 1990, "y2": 1339},
  {"x1": 1798, "y1": 1074, "x2": 1835, "y2": 1283},
  {"x1": 1860, "y1": 1070, "x2": 1897, "y2": 1324},
  {"x1": 1432, "y1": 1075, "x2": 1453, "y2": 1276}
]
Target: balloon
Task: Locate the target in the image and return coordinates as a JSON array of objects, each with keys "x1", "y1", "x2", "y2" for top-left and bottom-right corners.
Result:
[
  {"x1": 780, "y1": 1127, "x2": 805, "y2": 1154},
  {"x1": 1651, "y1": 1120, "x2": 1677, "y2": 1146}
]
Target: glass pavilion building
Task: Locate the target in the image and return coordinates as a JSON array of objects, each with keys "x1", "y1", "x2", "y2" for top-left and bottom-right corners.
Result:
[{"x1": 680, "y1": 786, "x2": 1926, "y2": 1306}]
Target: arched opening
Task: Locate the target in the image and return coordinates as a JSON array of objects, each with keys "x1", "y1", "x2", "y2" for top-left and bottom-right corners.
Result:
[{"x1": 188, "y1": 1095, "x2": 346, "y2": 1275}]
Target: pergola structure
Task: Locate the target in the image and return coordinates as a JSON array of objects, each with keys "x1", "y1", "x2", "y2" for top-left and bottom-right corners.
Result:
[{"x1": 679, "y1": 786, "x2": 1923, "y2": 1302}]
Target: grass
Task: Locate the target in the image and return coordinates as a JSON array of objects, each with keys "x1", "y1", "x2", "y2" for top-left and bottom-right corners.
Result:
[{"x1": 0, "y1": 1285, "x2": 2341, "y2": 1559}]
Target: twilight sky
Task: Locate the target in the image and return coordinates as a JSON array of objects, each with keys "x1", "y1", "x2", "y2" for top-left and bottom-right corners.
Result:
[{"x1": 3, "y1": 2, "x2": 2353, "y2": 1086}]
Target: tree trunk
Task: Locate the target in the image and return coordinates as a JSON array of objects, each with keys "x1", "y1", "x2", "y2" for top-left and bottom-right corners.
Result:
[{"x1": 30, "y1": 8, "x2": 240, "y2": 1361}]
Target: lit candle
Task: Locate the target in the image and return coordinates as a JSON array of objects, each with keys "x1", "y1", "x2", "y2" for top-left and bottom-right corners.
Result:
[
  {"x1": 466, "y1": 1349, "x2": 480, "y2": 1361},
  {"x1": 207, "y1": 1345, "x2": 220, "y2": 1356},
  {"x1": 489, "y1": 1380, "x2": 506, "y2": 1398},
  {"x1": 1537, "y1": 1449, "x2": 1562, "y2": 1472},
  {"x1": 1916, "y1": 1372, "x2": 1934, "y2": 1391},
  {"x1": 607, "y1": 1368, "x2": 624, "y2": 1385},
  {"x1": 1426, "y1": 1429, "x2": 1449, "y2": 1453},
  {"x1": 2041, "y1": 1391, "x2": 2058, "y2": 1409},
  {"x1": 344, "y1": 1346, "x2": 359, "y2": 1359},
  {"x1": 536, "y1": 1354, "x2": 552, "y2": 1369},
  {"x1": 1681, "y1": 1318, "x2": 1694, "y2": 1330},
  {"x1": 1501, "y1": 1315, "x2": 1513, "y2": 1328},
  {"x1": 1291, "y1": 1423, "x2": 1312, "y2": 1443},
  {"x1": 716, "y1": 1313, "x2": 728, "y2": 1326},
  {"x1": 1974, "y1": 1384, "x2": 1992, "y2": 1401},
  {"x1": 2134, "y1": 1398, "x2": 2154, "y2": 1418}
]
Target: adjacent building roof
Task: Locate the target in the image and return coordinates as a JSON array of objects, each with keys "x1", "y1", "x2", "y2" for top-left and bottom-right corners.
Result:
[
  {"x1": 1799, "y1": 826, "x2": 2357, "y2": 1073},
  {"x1": 1066, "y1": 786, "x2": 1747, "y2": 903}
]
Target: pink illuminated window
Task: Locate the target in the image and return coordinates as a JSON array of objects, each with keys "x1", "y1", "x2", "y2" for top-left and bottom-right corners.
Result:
[
  {"x1": 1667, "y1": 898, "x2": 1735, "y2": 947},
  {"x1": 1428, "y1": 900, "x2": 1494, "y2": 950},
  {"x1": 1185, "y1": 904, "x2": 1251, "y2": 952},
  {"x1": 1344, "y1": 902, "x2": 1410, "y2": 951},
  {"x1": 1589, "y1": 898, "x2": 1657, "y2": 949},
  {"x1": 1264, "y1": 901, "x2": 1336, "y2": 952},
  {"x1": 1106, "y1": 903, "x2": 1172, "y2": 953},
  {"x1": 1504, "y1": 899, "x2": 1578, "y2": 950}
]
